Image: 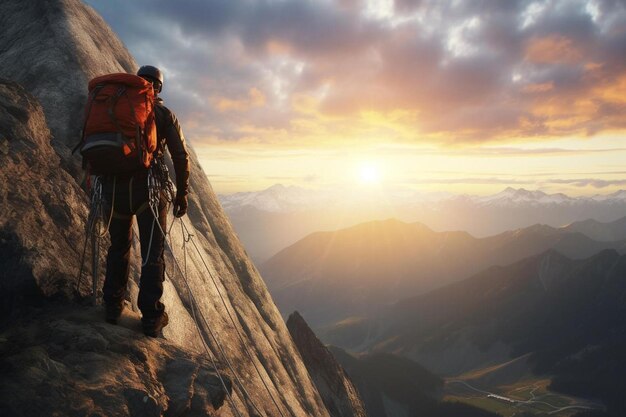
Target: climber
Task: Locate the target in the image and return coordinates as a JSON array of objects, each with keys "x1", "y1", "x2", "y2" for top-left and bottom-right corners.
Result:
[{"x1": 99, "y1": 65, "x2": 189, "y2": 337}]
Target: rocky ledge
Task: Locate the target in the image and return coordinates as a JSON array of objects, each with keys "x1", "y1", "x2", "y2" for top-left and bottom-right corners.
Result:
[{"x1": 0, "y1": 304, "x2": 231, "y2": 417}]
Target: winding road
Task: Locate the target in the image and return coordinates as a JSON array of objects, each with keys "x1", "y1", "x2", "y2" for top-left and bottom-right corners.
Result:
[{"x1": 447, "y1": 379, "x2": 605, "y2": 415}]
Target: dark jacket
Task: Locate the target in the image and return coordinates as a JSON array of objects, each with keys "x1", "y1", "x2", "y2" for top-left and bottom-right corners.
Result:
[{"x1": 154, "y1": 98, "x2": 189, "y2": 196}]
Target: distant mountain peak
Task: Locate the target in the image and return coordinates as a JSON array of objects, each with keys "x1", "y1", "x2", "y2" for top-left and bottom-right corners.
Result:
[
  {"x1": 563, "y1": 215, "x2": 626, "y2": 242},
  {"x1": 476, "y1": 187, "x2": 574, "y2": 207},
  {"x1": 515, "y1": 223, "x2": 557, "y2": 235},
  {"x1": 220, "y1": 184, "x2": 626, "y2": 216},
  {"x1": 500, "y1": 187, "x2": 546, "y2": 196},
  {"x1": 268, "y1": 183, "x2": 287, "y2": 190},
  {"x1": 607, "y1": 189, "x2": 626, "y2": 198}
]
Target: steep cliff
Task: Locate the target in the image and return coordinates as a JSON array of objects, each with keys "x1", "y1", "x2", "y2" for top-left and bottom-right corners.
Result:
[
  {"x1": 0, "y1": 1, "x2": 332, "y2": 416},
  {"x1": 287, "y1": 312, "x2": 368, "y2": 417},
  {"x1": 0, "y1": 80, "x2": 87, "y2": 315}
]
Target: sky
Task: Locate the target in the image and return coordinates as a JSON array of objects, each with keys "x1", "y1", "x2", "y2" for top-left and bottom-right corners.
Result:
[{"x1": 85, "y1": 0, "x2": 626, "y2": 196}]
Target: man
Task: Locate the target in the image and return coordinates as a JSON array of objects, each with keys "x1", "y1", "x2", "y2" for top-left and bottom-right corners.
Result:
[{"x1": 102, "y1": 65, "x2": 189, "y2": 337}]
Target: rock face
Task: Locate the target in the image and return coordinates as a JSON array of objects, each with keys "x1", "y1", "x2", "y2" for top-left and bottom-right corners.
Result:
[
  {"x1": 0, "y1": 0, "x2": 135, "y2": 176},
  {"x1": 0, "y1": 80, "x2": 88, "y2": 316},
  {"x1": 0, "y1": 1, "x2": 332, "y2": 416},
  {"x1": 287, "y1": 312, "x2": 368, "y2": 417},
  {"x1": 0, "y1": 305, "x2": 230, "y2": 417}
]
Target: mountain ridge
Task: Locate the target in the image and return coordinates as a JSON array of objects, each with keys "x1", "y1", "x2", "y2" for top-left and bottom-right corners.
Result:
[
  {"x1": 563, "y1": 216, "x2": 626, "y2": 241},
  {"x1": 261, "y1": 218, "x2": 625, "y2": 326},
  {"x1": 220, "y1": 185, "x2": 626, "y2": 211},
  {"x1": 220, "y1": 184, "x2": 626, "y2": 261},
  {"x1": 323, "y1": 248, "x2": 626, "y2": 414}
]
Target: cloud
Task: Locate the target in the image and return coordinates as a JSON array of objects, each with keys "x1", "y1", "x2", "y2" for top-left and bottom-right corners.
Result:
[
  {"x1": 404, "y1": 177, "x2": 531, "y2": 185},
  {"x1": 368, "y1": 144, "x2": 626, "y2": 157},
  {"x1": 85, "y1": 0, "x2": 626, "y2": 145},
  {"x1": 547, "y1": 178, "x2": 626, "y2": 188},
  {"x1": 403, "y1": 176, "x2": 626, "y2": 189},
  {"x1": 213, "y1": 87, "x2": 266, "y2": 112},
  {"x1": 451, "y1": 146, "x2": 626, "y2": 156}
]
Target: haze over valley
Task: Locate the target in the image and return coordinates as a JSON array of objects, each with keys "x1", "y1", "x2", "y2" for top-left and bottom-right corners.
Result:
[
  {"x1": 247, "y1": 207, "x2": 626, "y2": 417},
  {"x1": 220, "y1": 185, "x2": 626, "y2": 262}
]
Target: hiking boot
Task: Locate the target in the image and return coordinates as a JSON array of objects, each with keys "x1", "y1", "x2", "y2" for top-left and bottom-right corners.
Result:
[
  {"x1": 105, "y1": 303, "x2": 124, "y2": 325},
  {"x1": 142, "y1": 312, "x2": 169, "y2": 338}
]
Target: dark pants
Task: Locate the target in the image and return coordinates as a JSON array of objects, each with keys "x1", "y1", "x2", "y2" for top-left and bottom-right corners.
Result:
[{"x1": 102, "y1": 169, "x2": 167, "y2": 319}]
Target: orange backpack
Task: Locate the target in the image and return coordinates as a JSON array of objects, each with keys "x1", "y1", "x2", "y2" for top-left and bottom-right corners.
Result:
[{"x1": 75, "y1": 73, "x2": 157, "y2": 175}]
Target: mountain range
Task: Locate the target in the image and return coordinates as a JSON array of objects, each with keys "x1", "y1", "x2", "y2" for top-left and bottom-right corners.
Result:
[
  {"x1": 220, "y1": 185, "x2": 626, "y2": 262},
  {"x1": 260, "y1": 218, "x2": 626, "y2": 326},
  {"x1": 221, "y1": 185, "x2": 626, "y2": 213},
  {"x1": 323, "y1": 249, "x2": 626, "y2": 416}
]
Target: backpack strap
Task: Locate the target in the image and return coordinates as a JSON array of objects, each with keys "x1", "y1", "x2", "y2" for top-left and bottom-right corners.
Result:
[{"x1": 72, "y1": 85, "x2": 103, "y2": 154}]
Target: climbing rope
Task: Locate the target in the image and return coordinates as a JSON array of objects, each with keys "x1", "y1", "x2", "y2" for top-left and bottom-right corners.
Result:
[
  {"x1": 177, "y1": 218, "x2": 290, "y2": 417},
  {"x1": 177, "y1": 220, "x2": 268, "y2": 417},
  {"x1": 127, "y1": 219, "x2": 243, "y2": 417},
  {"x1": 75, "y1": 175, "x2": 115, "y2": 304},
  {"x1": 139, "y1": 164, "x2": 264, "y2": 416},
  {"x1": 177, "y1": 224, "x2": 245, "y2": 417},
  {"x1": 148, "y1": 219, "x2": 245, "y2": 417},
  {"x1": 146, "y1": 201, "x2": 268, "y2": 417},
  {"x1": 143, "y1": 164, "x2": 289, "y2": 417}
]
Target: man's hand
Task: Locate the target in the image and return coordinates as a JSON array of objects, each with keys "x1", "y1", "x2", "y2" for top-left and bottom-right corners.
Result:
[{"x1": 173, "y1": 192, "x2": 188, "y2": 218}]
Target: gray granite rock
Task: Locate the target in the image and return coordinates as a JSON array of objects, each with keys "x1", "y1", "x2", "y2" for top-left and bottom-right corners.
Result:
[
  {"x1": 0, "y1": 80, "x2": 87, "y2": 314},
  {"x1": 0, "y1": 1, "x2": 334, "y2": 415},
  {"x1": 0, "y1": 306, "x2": 230, "y2": 417}
]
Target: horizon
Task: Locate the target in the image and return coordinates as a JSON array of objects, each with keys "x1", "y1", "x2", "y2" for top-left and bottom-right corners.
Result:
[
  {"x1": 86, "y1": 0, "x2": 626, "y2": 196},
  {"x1": 216, "y1": 181, "x2": 626, "y2": 198}
]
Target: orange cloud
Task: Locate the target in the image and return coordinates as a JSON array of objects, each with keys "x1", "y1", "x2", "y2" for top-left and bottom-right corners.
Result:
[
  {"x1": 522, "y1": 82, "x2": 554, "y2": 93},
  {"x1": 214, "y1": 87, "x2": 266, "y2": 112},
  {"x1": 595, "y1": 74, "x2": 626, "y2": 103},
  {"x1": 525, "y1": 35, "x2": 582, "y2": 64},
  {"x1": 102, "y1": 0, "x2": 626, "y2": 145}
]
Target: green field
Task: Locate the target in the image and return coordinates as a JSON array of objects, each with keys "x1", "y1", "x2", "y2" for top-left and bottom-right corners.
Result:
[{"x1": 444, "y1": 376, "x2": 604, "y2": 417}]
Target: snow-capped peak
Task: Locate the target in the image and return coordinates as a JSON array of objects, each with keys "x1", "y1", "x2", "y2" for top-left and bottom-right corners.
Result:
[
  {"x1": 219, "y1": 185, "x2": 626, "y2": 212},
  {"x1": 475, "y1": 187, "x2": 573, "y2": 206}
]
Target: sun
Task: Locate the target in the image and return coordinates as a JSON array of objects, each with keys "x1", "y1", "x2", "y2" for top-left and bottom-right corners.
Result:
[{"x1": 358, "y1": 163, "x2": 382, "y2": 185}]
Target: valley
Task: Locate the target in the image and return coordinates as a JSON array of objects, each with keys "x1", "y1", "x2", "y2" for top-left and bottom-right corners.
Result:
[
  {"x1": 251, "y1": 215, "x2": 626, "y2": 417},
  {"x1": 446, "y1": 376, "x2": 605, "y2": 417}
]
